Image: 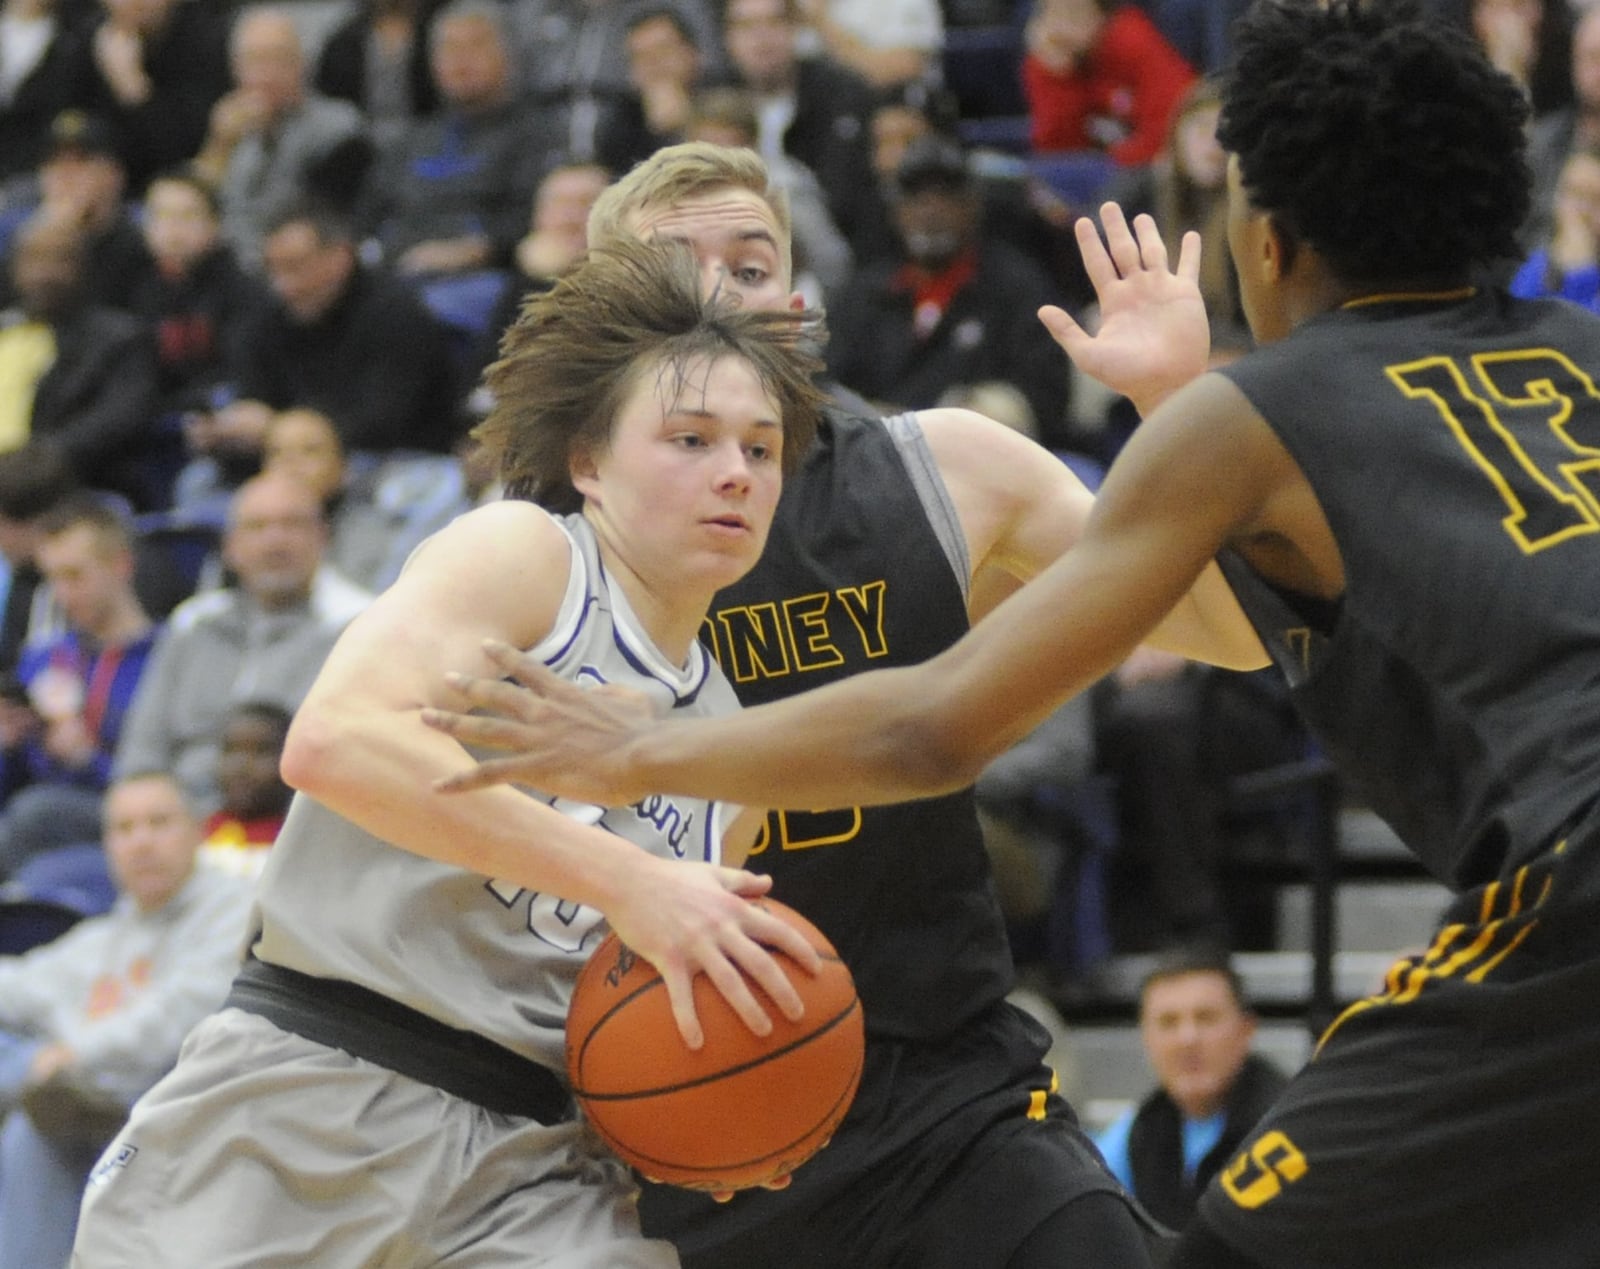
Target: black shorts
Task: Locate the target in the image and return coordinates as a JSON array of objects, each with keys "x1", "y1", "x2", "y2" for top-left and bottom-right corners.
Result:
[
  {"x1": 640, "y1": 998, "x2": 1161, "y2": 1269},
  {"x1": 1198, "y1": 833, "x2": 1600, "y2": 1269}
]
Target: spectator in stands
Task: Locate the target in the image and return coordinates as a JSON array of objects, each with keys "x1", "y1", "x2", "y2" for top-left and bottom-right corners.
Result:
[
  {"x1": 613, "y1": 5, "x2": 710, "y2": 160},
  {"x1": 0, "y1": 210, "x2": 161, "y2": 508},
  {"x1": 358, "y1": 0, "x2": 547, "y2": 287},
  {"x1": 471, "y1": 156, "x2": 609, "y2": 379},
  {"x1": 1022, "y1": 0, "x2": 1195, "y2": 166},
  {"x1": 0, "y1": 443, "x2": 77, "y2": 677},
  {"x1": 1510, "y1": 143, "x2": 1600, "y2": 311},
  {"x1": 1521, "y1": 5, "x2": 1600, "y2": 254},
  {"x1": 796, "y1": 0, "x2": 944, "y2": 90},
  {"x1": 197, "y1": 698, "x2": 292, "y2": 878},
  {"x1": 72, "y1": 0, "x2": 230, "y2": 193},
  {"x1": 230, "y1": 200, "x2": 465, "y2": 463},
  {"x1": 113, "y1": 472, "x2": 370, "y2": 812},
  {"x1": 825, "y1": 134, "x2": 1074, "y2": 446},
  {"x1": 193, "y1": 7, "x2": 372, "y2": 273},
  {"x1": 0, "y1": 768, "x2": 252, "y2": 1268},
  {"x1": 1092, "y1": 947, "x2": 1289, "y2": 1232},
  {"x1": 0, "y1": 109, "x2": 149, "y2": 311},
  {"x1": 127, "y1": 166, "x2": 267, "y2": 423},
  {"x1": 315, "y1": 0, "x2": 449, "y2": 158},
  {"x1": 722, "y1": 0, "x2": 885, "y2": 261},
  {"x1": 507, "y1": 0, "x2": 723, "y2": 167},
  {"x1": 261, "y1": 405, "x2": 455, "y2": 593},
  {"x1": 0, "y1": 0, "x2": 89, "y2": 186},
  {"x1": 0, "y1": 497, "x2": 156, "y2": 880}
]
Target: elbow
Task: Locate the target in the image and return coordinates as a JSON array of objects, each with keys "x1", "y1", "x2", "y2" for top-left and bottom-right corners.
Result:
[
  {"x1": 279, "y1": 704, "x2": 340, "y2": 796},
  {"x1": 877, "y1": 703, "x2": 995, "y2": 802}
]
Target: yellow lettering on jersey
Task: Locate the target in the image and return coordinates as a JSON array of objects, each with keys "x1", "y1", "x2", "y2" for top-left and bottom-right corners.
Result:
[
  {"x1": 1219, "y1": 1131, "x2": 1309, "y2": 1210},
  {"x1": 706, "y1": 582, "x2": 890, "y2": 682},
  {"x1": 1284, "y1": 627, "x2": 1314, "y2": 676},
  {"x1": 1389, "y1": 350, "x2": 1600, "y2": 554},
  {"x1": 709, "y1": 603, "x2": 791, "y2": 684},
  {"x1": 836, "y1": 582, "x2": 889, "y2": 659},
  {"x1": 784, "y1": 592, "x2": 845, "y2": 671},
  {"x1": 744, "y1": 807, "x2": 865, "y2": 857}
]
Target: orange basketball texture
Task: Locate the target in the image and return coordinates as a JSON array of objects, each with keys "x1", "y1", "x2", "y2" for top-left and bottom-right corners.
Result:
[{"x1": 566, "y1": 897, "x2": 864, "y2": 1191}]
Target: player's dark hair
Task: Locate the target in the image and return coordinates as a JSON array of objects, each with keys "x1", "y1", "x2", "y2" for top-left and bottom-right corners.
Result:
[
  {"x1": 478, "y1": 237, "x2": 826, "y2": 513},
  {"x1": 1217, "y1": 0, "x2": 1530, "y2": 283}
]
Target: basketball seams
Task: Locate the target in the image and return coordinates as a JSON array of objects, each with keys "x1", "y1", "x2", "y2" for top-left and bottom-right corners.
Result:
[{"x1": 571, "y1": 996, "x2": 862, "y2": 1100}]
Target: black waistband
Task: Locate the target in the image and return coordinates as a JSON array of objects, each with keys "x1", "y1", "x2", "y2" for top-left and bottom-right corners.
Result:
[{"x1": 226, "y1": 958, "x2": 574, "y2": 1125}]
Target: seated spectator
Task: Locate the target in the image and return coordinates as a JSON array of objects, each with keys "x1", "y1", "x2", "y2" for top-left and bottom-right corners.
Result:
[
  {"x1": 0, "y1": 0, "x2": 89, "y2": 186},
  {"x1": 0, "y1": 768, "x2": 252, "y2": 1268},
  {"x1": 1022, "y1": 0, "x2": 1195, "y2": 166},
  {"x1": 229, "y1": 200, "x2": 465, "y2": 463},
  {"x1": 0, "y1": 497, "x2": 156, "y2": 880},
  {"x1": 112, "y1": 473, "x2": 371, "y2": 813},
  {"x1": 198, "y1": 699, "x2": 292, "y2": 879},
  {"x1": 507, "y1": 0, "x2": 724, "y2": 167},
  {"x1": 825, "y1": 134, "x2": 1075, "y2": 447},
  {"x1": 0, "y1": 442, "x2": 78, "y2": 676},
  {"x1": 357, "y1": 0, "x2": 552, "y2": 294},
  {"x1": 72, "y1": 0, "x2": 231, "y2": 193},
  {"x1": 0, "y1": 109, "x2": 149, "y2": 312},
  {"x1": 1092, "y1": 947, "x2": 1290, "y2": 1232},
  {"x1": 261, "y1": 405, "x2": 449, "y2": 593},
  {"x1": 1510, "y1": 145, "x2": 1600, "y2": 311},
  {"x1": 472, "y1": 156, "x2": 609, "y2": 378},
  {"x1": 192, "y1": 6, "x2": 372, "y2": 273},
  {"x1": 721, "y1": 0, "x2": 886, "y2": 262},
  {"x1": 1520, "y1": 5, "x2": 1600, "y2": 256},
  {"x1": 0, "y1": 210, "x2": 162, "y2": 508},
  {"x1": 127, "y1": 166, "x2": 267, "y2": 424},
  {"x1": 610, "y1": 5, "x2": 711, "y2": 162},
  {"x1": 315, "y1": 0, "x2": 448, "y2": 158},
  {"x1": 796, "y1": 0, "x2": 944, "y2": 90}
]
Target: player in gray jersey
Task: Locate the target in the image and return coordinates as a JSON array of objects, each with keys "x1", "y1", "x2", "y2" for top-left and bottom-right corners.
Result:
[{"x1": 70, "y1": 236, "x2": 826, "y2": 1268}]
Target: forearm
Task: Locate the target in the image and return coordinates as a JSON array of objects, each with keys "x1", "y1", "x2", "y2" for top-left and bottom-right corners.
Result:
[{"x1": 286, "y1": 665, "x2": 669, "y2": 914}]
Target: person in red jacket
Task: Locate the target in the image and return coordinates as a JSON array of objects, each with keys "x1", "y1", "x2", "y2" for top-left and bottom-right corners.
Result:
[{"x1": 1022, "y1": 0, "x2": 1195, "y2": 165}]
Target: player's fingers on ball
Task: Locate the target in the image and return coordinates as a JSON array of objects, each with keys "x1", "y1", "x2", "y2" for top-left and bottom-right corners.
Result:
[
  {"x1": 763, "y1": 1174, "x2": 792, "y2": 1191},
  {"x1": 734, "y1": 939, "x2": 806, "y2": 1022},
  {"x1": 703, "y1": 954, "x2": 774, "y2": 1036},
  {"x1": 661, "y1": 971, "x2": 706, "y2": 1050},
  {"x1": 749, "y1": 907, "x2": 822, "y2": 974},
  {"x1": 711, "y1": 1191, "x2": 736, "y2": 1204}
]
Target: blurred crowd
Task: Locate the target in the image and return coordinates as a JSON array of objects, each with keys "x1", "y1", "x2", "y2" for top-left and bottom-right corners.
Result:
[{"x1": 0, "y1": 0, "x2": 1585, "y2": 1257}]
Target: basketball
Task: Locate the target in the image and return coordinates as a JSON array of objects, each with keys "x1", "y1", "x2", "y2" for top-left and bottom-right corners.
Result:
[{"x1": 566, "y1": 897, "x2": 864, "y2": 1192}]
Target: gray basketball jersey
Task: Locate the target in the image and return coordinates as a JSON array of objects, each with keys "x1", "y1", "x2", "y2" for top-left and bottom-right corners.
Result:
[{"x1": 248, "y1": 509, "x2": 742, "y2": 1074}]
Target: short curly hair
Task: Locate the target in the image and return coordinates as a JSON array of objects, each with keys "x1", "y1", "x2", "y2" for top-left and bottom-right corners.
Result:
[
  {"x1": 1218, "y1": 0, "x2": 1530, "y2": 283},
  {"x1": 477, "y1": 237, "x2": 825, "y2": 513}
]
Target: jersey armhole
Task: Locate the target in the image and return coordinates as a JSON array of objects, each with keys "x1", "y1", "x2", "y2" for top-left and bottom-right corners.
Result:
[{"x1": 884, "y1": 411, "x2": 972, "y2": 605}]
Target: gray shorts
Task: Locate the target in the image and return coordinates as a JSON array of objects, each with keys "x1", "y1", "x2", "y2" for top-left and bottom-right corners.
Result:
[{"x1": 71, "y1": 1008, "x2": 679, "y2": 1268}]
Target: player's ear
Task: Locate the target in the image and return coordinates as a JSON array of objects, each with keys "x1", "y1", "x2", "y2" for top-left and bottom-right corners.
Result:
[{"x1": 569, "y1": 446, "x2": 600, "y2": 500}]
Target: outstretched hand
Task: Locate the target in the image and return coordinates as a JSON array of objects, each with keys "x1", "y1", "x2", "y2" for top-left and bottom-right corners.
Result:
[
  {"x1": 1038, "y1": 202, "x2": 1211, "y2": 416},
  {"x1": 423, "y1": 639, "x2": 658, "y2": 805}
]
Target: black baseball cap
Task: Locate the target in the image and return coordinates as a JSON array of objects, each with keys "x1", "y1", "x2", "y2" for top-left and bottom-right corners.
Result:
[{"x1": 47, "y1": 110, "x2": 121, "y2": 163}]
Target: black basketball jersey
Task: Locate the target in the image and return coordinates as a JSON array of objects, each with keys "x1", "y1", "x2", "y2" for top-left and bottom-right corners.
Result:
[
  {"x1": 701, "y1": 407, "x2": 1014, "y2": 1041},
  {"x1": 1217, "y1": 289, "x2": 1600, "y2": 889}
]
